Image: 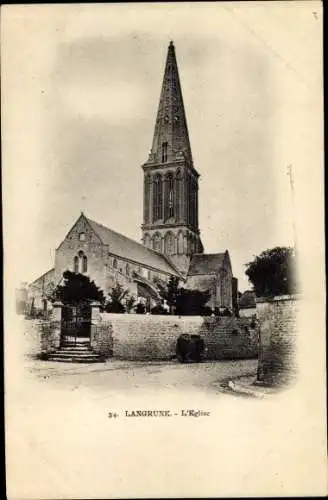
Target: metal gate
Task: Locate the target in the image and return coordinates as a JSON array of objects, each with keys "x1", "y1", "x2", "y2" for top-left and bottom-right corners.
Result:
[{"x1": 61, "y1": 305, "x2": 91, "y2": 346}]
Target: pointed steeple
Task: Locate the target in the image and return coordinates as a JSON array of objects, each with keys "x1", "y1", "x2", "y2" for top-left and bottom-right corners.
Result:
[
  {"x1": 147, "y1": 41, "x2": 193, "y2": 166},
  {"x1": 141, "y1": 42, "x2": 203, "y2": 275}
]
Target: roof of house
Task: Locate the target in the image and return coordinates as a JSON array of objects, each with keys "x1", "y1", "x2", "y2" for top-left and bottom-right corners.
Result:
[
  {"x1": 86, "y1": 216, "x2": 180, "y2": 277},
  {"x1": 30, "y1": 268, "x2": 55, "y2": 287},
  {"x1": 238, "y1": 290, "x2": 256, "y2": 309},
  {"x1": 187, "y1": 252, "x2": 227, "y2": 276}
]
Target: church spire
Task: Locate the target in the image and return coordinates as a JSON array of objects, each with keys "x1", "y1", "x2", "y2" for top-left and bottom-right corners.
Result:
[
  {"x1": 147, "y1": 41, "x2": 193, "y2": 167},
  {"x1": 141, "y1": 42, "x2": 203, "y2": 275}
]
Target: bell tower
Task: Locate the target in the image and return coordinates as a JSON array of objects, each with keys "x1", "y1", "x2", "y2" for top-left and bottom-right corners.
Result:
[{"x1": 141, "y1": 41, "x2": 203, "y2": 275}]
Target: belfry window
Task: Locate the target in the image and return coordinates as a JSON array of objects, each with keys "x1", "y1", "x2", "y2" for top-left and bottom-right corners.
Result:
[
  {"x1": 153, "y1": 175, "x2": 162, "y2": 221},
  {"x1": 162, "y1": 142, "x2": 168, "y2": 163},
  {"x1": 168, "y1": 173, "x2": 174, "y2": 218}
]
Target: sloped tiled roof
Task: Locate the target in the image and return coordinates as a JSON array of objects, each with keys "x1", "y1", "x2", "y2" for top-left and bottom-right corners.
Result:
[
  {"x1": 86, "y1": 217, "x2": 180, "y2": 276},
  {"x1": 187, "y1": 253, "x2": 226, "y2": 276},
  {"x1": 238, "y1": 290, "x2": 256, "y2": 309},
  {"x1": 30, "y1": 268, "x2": 55, "y2": 286}
]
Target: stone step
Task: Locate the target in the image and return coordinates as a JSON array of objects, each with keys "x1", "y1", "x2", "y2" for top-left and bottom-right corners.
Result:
[
  {"x1": 48, "y1": 355, "x2": 103, "y2": 363},
  {"x1": 60, "y1": 345, "x2": 91, "y2": 351},
  {"x1": 56, "y1": 350, "x2": 95, "y2": 356},
  {"x1": 48, "y1": 348, "x2": 102, "y2": 363},
  {"x1": 53, "y1": 350, "x2": 98, "y2": 357}
]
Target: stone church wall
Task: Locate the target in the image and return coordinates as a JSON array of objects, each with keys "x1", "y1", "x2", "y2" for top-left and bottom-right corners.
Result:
[
  {"x1": 184, "y1": 274, "x2": 217, "y2": 309},
  {"x1": 55, "y1": 240, "x2": 106, "y2": 292}
]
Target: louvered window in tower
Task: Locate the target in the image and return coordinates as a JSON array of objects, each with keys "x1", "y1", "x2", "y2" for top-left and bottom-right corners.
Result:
[
  {"x1": 162, "y1": 142, "x2": 168, "y2": 163},
  {"x1": 153, "y1": 175, "x2": 163, "y2": 221},
  {"x1": 144, "y1": 175, "x2": 150, "y2": 224},
  {"x1": 168, "y1": 173, "x2": 174, "y2": 218}
]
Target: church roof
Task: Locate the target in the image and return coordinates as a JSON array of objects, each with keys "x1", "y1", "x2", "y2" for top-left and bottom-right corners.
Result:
[
  {"x1": 30, "y1": 268, "x2": 55, "y2": 286},
  {"x1": 86, "y1": 216, "x2": 180, "y2": 277},
  {"x1": 146, "y1": 41, "x2": 194, "y2": 167},
  {"x1": 187, "y1": 252, "x2": 228, "y2": 276}
]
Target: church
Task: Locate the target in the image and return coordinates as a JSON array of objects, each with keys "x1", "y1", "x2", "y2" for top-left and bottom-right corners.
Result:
[{"x1": 28, "y1": 41, "x2": 236, "y2": 313}]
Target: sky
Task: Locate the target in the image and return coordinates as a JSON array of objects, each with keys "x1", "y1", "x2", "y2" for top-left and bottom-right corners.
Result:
[{"x1": 2, "y1": 2, "x2": 323, "y2": 291}]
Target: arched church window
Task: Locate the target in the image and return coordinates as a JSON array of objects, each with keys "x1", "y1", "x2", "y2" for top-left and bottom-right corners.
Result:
[
  {"x1": 73, "y1": 256, "x2": 79, "y2": 273},
  {"x1": 162, "y1": 142, "x2": 168, "y2": 163},
  {"x1": 126, "y1": 263, "x2": 130, "y2": 276},
  {"x1": 113, "y1": 259, "x2": 117, "y2": 269},
  {"x1": 144, "y1": 233, "x2": 151, "y2": 248},
  {"x1": 74, "y1": 251, "x2": 87, "y2": 273},
  {"x1": 153, "y1": 233, "x2": 161, "y2": 252},
  {"x1": 79, "y1": 232, "x2": 86, "y2": 241},
  {"x1": 164, "y1": 232, "x2": 174, "y2": 255},
  {"x1": 177, "y1": 232, "x2": 184, "y2": 255}
]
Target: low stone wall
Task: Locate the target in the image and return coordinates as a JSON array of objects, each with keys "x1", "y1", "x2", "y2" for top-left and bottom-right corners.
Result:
[
  {"x1": 256, "y1": 295, "x2": 299, "y2": 386},
  {"x1": 40, "y1": 320, "x2": 61, "y2": 355},
  {"x1": 93, "y1": 314, "x2": 258, "y2": 361},
  {"x1": 90, "y1": 322, "x2": 114, "y2": 359},
  {"x1": 23, "y1": 313, "x2": 258, "y2": 362},
  {"x1": 21, "y1": 318, "x2": 60, "y2": 358},
  {"x1": 200, "y1": 316, "x2": 258, "y2": 360}
]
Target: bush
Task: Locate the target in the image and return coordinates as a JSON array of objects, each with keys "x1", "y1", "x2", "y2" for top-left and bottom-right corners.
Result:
[
  {"x1": 51, "y1": 270, "x2": 105, "y2": 306},
  {"x1": 135, "y1": 303, "x2": 146, "y2": 314},
  {"x1": 104, "y1": 301, "x2": 125, "y2": 314},
  {"x1": 245, "y1": 247, "x2": 297, "y2": 298},
  {"x1": 150, "y1": 304, "x2": 168, "y2": 315},
  {"x1": 175, "y1": 288, "x2": 211, "y2": 316}
]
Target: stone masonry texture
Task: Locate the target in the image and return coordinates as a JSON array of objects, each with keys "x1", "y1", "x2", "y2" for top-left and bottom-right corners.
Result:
[{"x1": 256, "y1": 295, "x2": 299, "y2": 386}]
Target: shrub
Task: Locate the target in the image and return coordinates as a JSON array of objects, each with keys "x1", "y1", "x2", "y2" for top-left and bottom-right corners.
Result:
[
  {"x1": 150, "y1": 304, "x2": 168, "y2": 315},
  {"x1": 135, "y1": 303, "x2": 146, "y2": 314},
  {"x1": 245, "y1": 247, "x2": 297, "y2": 298}
]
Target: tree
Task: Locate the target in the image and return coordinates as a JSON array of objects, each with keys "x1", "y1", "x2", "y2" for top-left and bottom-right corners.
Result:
[
  {"x1": 125, "y1": 295, "x2": 137, "y2": 313},
  {"x1": 245, "y1": 246, "x2": 297, "y2": 298},
  {"x1": 135, "y1": 302, "x2": 146, "y2": 314},
  {"x1": 105, "y1": 283, "x2": 136, "y2": 313},
  {"x1": 154, "y1": 276, "x2": 180, "y2": 312},
  {"x1": 51, "y1": 271, "x2": 105, "y2": 306},
  {"x1": 154, "y1": 275, "x2": 212, "y2": 315},
  {"x1": 175, "y1": 288, "x2": 211, "y2": 316}
]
